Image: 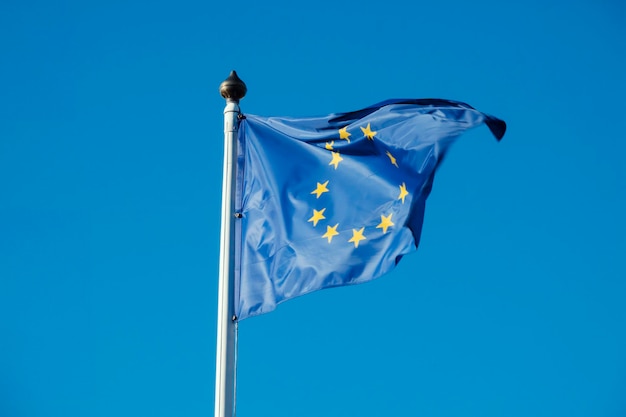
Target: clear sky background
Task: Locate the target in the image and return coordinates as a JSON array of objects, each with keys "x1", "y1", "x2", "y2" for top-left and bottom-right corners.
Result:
[{"x1": 1, "y1": 0, "x2": 625, "y2": 416}]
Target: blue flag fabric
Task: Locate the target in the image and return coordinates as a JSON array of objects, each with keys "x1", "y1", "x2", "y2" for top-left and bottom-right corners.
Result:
[{"x1": 234, "y1": 99, "x2": 505, "y2": 320}]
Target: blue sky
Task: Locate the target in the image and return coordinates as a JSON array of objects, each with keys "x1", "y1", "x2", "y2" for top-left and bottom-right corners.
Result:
[{"x1": 1, "y1": 0, "x2": 625, "y2": 416}]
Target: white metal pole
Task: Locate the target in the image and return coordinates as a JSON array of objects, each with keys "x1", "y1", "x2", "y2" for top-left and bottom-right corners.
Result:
[{"x1": 215, "y1": 71, "x2": 246, "y2": 417}]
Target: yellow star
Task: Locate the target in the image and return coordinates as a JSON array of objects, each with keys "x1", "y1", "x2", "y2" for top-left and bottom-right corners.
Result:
[
  {"x1": 348, "y1": 227, "x2": 367, "y2": 248},
  {"x1": 398, "y1": 182, "x2": 409, "y2": 204},
  {"x1": 386, "y1": 151, "x2": 399, "y2": 167},
  {"x1": 325, "y1": 141, "x2": 334, "y2": 150},
  {"x1": 307, "y1": 208, "x2": 326, "y2": 227},
  {"x1": 311, "y1": 180, "x2": 329, "y2": 198},
  {"x1": 322, "y1": 223, "x2": 339, "y2": 243},
  {"x1": 376, "y1": 213, "x2": 394, "y2": 234},
  {"x1": 360, "y1": 123, "x2": 377, "y2": 140},
  {"x1": 329, "y1": 151, "x2": 343, "y2": 169},
  {"x1": 339, "y1": 127, "x2": 351, "y2": 142}
]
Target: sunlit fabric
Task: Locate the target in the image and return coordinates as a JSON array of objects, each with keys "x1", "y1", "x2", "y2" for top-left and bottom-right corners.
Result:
[{"x1": 234, "y1": 99, "x2": 505, "y2": 320}]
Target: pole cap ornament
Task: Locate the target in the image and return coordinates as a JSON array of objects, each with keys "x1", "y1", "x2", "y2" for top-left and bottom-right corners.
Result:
[{"x1": 220, "y1": 70, "x2": 247, "y2": 102}]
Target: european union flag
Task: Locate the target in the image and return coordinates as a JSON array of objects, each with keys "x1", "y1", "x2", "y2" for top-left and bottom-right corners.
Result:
[{"x1": 234, "y1": 99, "x2": 505, "y2": 320}]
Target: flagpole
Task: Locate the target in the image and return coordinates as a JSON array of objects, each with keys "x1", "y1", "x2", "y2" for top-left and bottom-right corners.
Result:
[{"x1": 215, "y1": 71, "x2": 246, "y2": 417}]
